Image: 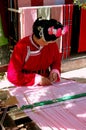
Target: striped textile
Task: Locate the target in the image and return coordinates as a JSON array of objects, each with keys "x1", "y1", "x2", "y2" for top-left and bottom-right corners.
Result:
[
  {"x1": 9, "y1": 79, "x2": 86, "y2": 130},
  {"x1": 78, "y1": 7, "x2": 86, "y2": 52},
  {"x1": 62, "y1": 4, "x2": 73, "y2": 59}
]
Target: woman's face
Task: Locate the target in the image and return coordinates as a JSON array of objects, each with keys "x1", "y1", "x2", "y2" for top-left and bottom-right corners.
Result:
[
  {"x1": 37, "y1": 38, "x2": 49, "y2": 46},
  {"x1": 33, "y1": 34, "x2": 56, "y2": 47},
  {"x1": 35, "y1": 36, "x2": 56, "y2": 46}
]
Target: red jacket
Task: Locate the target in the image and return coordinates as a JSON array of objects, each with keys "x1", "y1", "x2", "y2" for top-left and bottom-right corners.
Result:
[{"x1": 7, "y1": 36, "x2": 61, "y2": 86}]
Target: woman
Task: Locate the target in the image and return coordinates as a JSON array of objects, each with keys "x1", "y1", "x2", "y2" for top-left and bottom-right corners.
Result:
[{"x1": 7, "y1": 18, "x2": 68, "y2": 86}]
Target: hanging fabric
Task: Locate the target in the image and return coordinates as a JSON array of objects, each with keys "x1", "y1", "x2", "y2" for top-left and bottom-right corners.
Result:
[
  {"x1": 78, "y1": 6, "x2": 86, "y2": 52},
  {"x1": 62, "y1": 4, "x2": 73, "y2": 59},
  {"x1": 71, "y1": 5, "x2": 81, "y2": 54},
  {"x1": 51, "y1": 5, "x2": 63, "y2": 53},
  {"x1": 37, "y1": 7, "x2": 50, "y2": 20},
  {"x1": 19, "y1": 7, "x2": 37, "y2": 39}
]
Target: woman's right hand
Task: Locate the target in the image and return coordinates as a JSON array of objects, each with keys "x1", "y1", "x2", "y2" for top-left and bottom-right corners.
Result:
[{"x1": 39, "y1": 76, "x2": 52, "y2": 86}]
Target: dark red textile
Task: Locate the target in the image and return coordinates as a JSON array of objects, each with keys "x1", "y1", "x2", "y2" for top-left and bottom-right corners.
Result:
[
  {"x1": 78, "y1": 7, "x2": 86, "y2": 52},
  {"x1": 65, "y1": 0, "x2": 73, "y2": 4},
  {"x1": 62, "y1": 4, "x2": 73, "y2": 59},
  {"x1": 31, "y1": 0, "x2": 43, "y2": 6}
]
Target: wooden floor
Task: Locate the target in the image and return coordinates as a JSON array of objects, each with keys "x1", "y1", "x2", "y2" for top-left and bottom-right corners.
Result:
[
  {"x1": 61, "y1": 52, "x2": 86, "y2": 72},
  {"x1": 61, "y1": 52, "x2": 86, "y2": 83}
]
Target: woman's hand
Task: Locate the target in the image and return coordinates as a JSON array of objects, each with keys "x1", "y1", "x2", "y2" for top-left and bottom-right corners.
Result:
[
  {"x1": 39, "y1": 76, "x2": 52, "y2": 86},
  {"x1": 49, "y1": 72, "x2": 58, "y2": 83}
]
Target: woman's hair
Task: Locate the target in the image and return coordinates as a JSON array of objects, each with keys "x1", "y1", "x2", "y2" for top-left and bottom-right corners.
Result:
[{"x1": 33, "y1": 17, "x2": 64, "y2": 42}]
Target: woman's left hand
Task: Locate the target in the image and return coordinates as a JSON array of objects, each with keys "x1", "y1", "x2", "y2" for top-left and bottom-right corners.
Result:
[{"x1": 49, "y1": 72, "x2": 58, "y2": 83}]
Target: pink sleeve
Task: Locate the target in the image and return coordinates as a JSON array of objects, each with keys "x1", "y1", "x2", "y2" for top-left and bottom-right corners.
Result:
[{"x1": 50, "y1": 69, "x2": 61, "y2": 82}]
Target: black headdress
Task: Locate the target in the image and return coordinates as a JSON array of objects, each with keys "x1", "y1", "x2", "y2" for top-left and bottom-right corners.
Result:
[{"x1": 33, "y1": 17, "x2": 68, "y2": 42}]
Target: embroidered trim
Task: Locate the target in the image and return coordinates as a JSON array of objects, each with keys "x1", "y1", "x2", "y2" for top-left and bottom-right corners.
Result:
[
  {"x1": 30, "y1": 36, "x2": 40, "y2": 49},
  {"x1": 25, "y1": 46, "x2": 30, "y2": 62},
  {"x1": 29, "y1": 36, "x2": 43, "y2": 56},
  {"x1": 25, "y1": 36, "x2": 44, "y2": 62}
]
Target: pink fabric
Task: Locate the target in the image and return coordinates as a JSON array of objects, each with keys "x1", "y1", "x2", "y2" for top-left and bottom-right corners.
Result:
[
  {"x1": 18, "y1": 0, "x2": 31, "y2": 7},
  {"x1": 50, "y1": 5, "x2": 63, "y2": 25},
  {"x1": 9, "y1": 79, "x2": 86, "y2": 130},
  {"x1": 19, "y1": 7, "x2": 37, "y2": 39}
]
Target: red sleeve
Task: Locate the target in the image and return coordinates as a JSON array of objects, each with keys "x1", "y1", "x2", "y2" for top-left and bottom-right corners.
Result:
[
  {"x1": 7, "y1": 42, "x2": 37, "y2": 86},
  {"x1": 50, "y1": 43, "x2": 62, "y2": 82},
  {"x1": 50, "y1": 43, "x2": 61, "y2": 73}
]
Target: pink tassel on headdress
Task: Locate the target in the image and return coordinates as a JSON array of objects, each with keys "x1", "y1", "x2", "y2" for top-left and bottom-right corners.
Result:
[
  {"x1": 48, "y1": 26, "x2": 55, "y2": 35},
  {"x1": 48, "y1": 25, "x2": 68, "y2": 37},
  {"x1": 62, "y1": 25, "x2": 69, "y2": 35}
]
